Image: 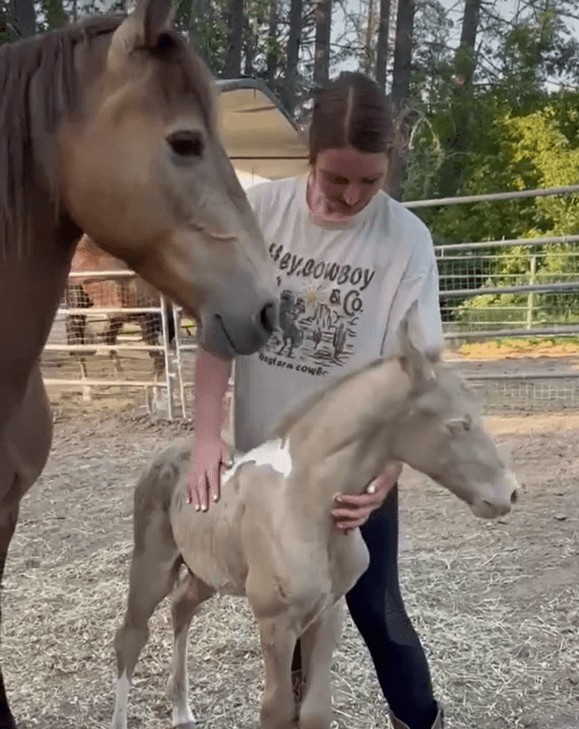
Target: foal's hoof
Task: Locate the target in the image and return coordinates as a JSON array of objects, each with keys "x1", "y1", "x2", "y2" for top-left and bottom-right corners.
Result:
[{"x1": 173, "y1": 724, "x2": 196, "y2": 729}]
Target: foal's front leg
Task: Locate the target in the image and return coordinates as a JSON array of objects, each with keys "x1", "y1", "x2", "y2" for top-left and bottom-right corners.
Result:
[
  {"x1": 298, "y1": 600, "x2": 344, "y2": 729},
  {"x1": 257, "y1": 617, "x2": 299, "y2": 729}
]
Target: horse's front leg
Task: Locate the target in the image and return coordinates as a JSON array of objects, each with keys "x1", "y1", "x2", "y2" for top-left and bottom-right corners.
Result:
[
  {"x1": 257, "y1": 616, "x2": 299, "y2": 729},
  {"x1": 0, "y1": 496, "x2": 21, "y2": 729},
  {"x1": 298, "y1": 599, "x2": 344, "y2": 729},
  {"x1": 103, "y1": 317, "x2": 124, "y2": 374}
]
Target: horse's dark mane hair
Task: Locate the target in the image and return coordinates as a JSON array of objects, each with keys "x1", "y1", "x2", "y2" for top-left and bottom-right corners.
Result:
[
  {"x1": 271, "y1": 357, "x2": 385, "y2": 439},
  {"x1": 0, "y1": 14, "x2": 125, "y2": 258},
  {"x1": 0, "y1": 11, "x2": 216, "y2": 259}
]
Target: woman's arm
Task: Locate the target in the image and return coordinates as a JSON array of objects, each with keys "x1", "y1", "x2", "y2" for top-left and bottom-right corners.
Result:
[{"x1": 188, "y1": 349, "x2": 233, "y2": 511}]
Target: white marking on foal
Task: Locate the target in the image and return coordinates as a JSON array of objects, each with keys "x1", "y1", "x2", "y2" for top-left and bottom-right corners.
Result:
[
  {"x1": 222, "y1": 438, "x2": 293, "y2": 484},
  {"x1": 111, "y1": 671, "x2": 130, "y2": 729},
  {"x1": 172, "y1": 702, "x2": 195, "y2": 727}
]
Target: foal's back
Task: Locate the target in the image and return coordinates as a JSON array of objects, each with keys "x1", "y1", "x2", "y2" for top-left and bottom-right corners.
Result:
[{"x1": 135, "y1": 437, "x2": 288, "y2": 596}]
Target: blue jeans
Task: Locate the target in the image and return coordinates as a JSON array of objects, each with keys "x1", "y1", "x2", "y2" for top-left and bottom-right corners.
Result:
[{"x1": 345, "y1": 485, "x2": 439, "y2": 728}]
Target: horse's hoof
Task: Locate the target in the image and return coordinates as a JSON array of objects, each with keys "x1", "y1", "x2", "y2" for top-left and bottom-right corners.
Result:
[{"x1": 0, "y1": 715, "x2": 18, "y2": 729}]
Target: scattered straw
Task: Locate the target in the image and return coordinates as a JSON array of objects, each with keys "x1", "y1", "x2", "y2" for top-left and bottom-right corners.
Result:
[{"x1": 2, "y1": 409, "x2": 578, "y2": 729}]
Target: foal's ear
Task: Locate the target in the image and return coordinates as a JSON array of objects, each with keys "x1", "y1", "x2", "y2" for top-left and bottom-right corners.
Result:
[
  {"x1": 109, "y1": 0, "x2": 174, "y2": 62},
  {"x1": 397, "y1": 301, "x2": 438, "y2": 387}
]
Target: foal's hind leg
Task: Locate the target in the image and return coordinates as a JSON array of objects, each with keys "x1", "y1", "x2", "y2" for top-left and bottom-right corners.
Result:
[
  {"x1": 167, "y1": 572, "x2": 214, "y2": 728},
  {"x1": 112, "y1": 534, "x2": 181, "y2": 729},
  {"x1": 0, "y1": 499, "x2": 20, "y2": 729}
]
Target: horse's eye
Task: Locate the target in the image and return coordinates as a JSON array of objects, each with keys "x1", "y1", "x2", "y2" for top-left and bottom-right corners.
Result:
[{"x1": 167, "y1": 131, "x2": 204, "y2": 159}]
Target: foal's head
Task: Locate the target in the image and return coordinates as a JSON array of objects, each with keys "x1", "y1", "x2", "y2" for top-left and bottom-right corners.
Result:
[{"x1": 391, "y1": 322, "x2": 519, "y2": 519}]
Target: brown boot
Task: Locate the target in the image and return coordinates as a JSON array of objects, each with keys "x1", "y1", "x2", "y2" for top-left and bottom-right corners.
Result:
[{"x1": 388, "y1": 703, "x2": 444, "y2": 729}]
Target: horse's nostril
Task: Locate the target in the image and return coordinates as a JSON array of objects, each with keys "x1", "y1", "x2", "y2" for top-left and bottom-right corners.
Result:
[
  {"x1": 511, "y1": 489, "x2": 518, "y2": 504},
  {"x1": 259, "y1": 302, "x2": 277, "y2": 334}
]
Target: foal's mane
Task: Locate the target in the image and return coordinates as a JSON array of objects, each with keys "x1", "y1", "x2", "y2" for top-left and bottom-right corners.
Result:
[
  {"x1": 0, "y1": 12, "x2": 216, "y2": 259},
  {"x1": 271, "y1": 358, "x2": 386, "y2": 440}
]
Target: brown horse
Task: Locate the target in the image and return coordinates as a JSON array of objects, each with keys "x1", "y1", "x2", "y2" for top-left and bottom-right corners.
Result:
[
  {"x1": 0, "y1": 1, "x2": 277, "y2": 725},
  {"x1": 65, "y1": 233, "x2": 177, "y2": 383}
]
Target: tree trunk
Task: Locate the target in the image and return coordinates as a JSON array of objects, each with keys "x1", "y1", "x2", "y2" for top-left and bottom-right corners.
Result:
[
  {"x1": 266, "y1": 0, "x2": 279, "y2": 85},
  {"x1": 391, "y1": 0, "x2": 415, "y2": 105},
  {"x1": 313, "y1": 0, "x2": 332, "y2": 87},
  {"x1": 375, "y1": 0, "x2": 391, "y2": 89},
  {"x1": 438, "y1": 0, "x2": 482, "y2": 197},
  {"x1": 223, "y1": 0, "x2": 244, "y2": 79},
  {"x1": 282, "y1": 0, "x2": 303, "y2": 115},
  {"x1": 14, "y1": 0, "x2": 36, "y2": 37},
  {"x1": 456, "y1": 0, "x2": 481, "y2": 85},
  {"x1": 188, "y1": 0, "x2": 202, "y2": 45},
  {"x1": 362, "y1": 0, "x2": 377, "y2": 75},
  {"x1": 388, "y1": 0, "x2": 417, "y2": 200}
]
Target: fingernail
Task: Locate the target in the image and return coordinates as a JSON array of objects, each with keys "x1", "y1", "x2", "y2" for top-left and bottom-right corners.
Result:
[
  {"x1": 201, "y1": 505, "x2": 207, "y2": 512},
  {"x1": 195, "y1": 504, "x2": 200, "y2": 512},
  {"x1": 213, "y1": 494, "x2": 218, "y2": 502}
]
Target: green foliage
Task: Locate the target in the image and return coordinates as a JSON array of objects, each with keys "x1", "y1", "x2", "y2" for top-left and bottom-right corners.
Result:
[{"x1": 41, "y1": 0, "x2": 67, "y2": 29}]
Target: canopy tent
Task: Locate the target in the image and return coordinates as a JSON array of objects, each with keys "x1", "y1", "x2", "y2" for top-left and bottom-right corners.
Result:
[{"x1": 215, "y1": 78, "x2": 309, "y2": 185}]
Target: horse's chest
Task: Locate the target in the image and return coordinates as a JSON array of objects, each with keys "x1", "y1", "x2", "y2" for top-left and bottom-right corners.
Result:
[{"x1": 328, "y1": 532, "x2": 370, "y2": 599}]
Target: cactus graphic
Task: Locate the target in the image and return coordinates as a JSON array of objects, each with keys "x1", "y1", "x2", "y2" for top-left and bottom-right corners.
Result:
[{"x1": 332, "y1": 323, "x2": 346, "y2": 358}]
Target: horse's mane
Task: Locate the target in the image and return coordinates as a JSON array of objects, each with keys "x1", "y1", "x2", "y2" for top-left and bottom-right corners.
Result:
[
  {"x1": 271, "y1": 358, "x2": 386, "y2": 440},
  {"x1": 0, "y1": 14, "x2": 124, "y2": 258},
  {"x1": 0, "y1": 12, "x2": 216, "y2": 259}
]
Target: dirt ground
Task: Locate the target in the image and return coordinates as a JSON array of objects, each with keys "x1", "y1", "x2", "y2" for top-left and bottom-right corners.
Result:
[{"x1": 3, "y1": 353, "x2": 579, "y2": 729}]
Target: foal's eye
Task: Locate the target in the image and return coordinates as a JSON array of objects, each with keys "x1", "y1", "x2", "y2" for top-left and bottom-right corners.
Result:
[
  {"x1": 445, "y1": 416, "x2": 471, "y2": 435},
  {"x1": 166, "y1": 131, "x2": 204, "y2": 159}
]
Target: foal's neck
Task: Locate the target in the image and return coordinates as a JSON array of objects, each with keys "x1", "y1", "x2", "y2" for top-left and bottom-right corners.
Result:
[{"x1": 284, "y1": 360, "x2": 410, "y2": 514}]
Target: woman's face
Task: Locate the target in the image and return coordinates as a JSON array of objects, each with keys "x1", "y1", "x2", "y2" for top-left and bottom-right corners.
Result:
[{"x1": 311, "y1": 146, "x2": 388, "y2": 218}]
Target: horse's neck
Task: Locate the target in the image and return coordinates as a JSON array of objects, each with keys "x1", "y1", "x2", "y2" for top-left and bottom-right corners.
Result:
[{"x1": 0, "y1": 213, "x2": 80, "y2": 416}]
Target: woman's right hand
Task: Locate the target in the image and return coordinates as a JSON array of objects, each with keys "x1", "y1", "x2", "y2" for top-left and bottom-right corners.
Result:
[{"x1": 188, "y1": 436, "x2": 233, "y2": 512}]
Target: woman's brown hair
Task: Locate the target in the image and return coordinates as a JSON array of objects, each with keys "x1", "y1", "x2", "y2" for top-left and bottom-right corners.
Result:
[{"x1": 308, "y1": 72, "x2": 394, "y2": 164}]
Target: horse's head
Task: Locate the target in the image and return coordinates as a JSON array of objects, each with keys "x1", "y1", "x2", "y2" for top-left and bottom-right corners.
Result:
[
  {"x1": 391, "y1": 308, "x2": 520, "y2": 519},
  {"x1": 57, "y1": 0, "x2": 277, "y2": 358}
]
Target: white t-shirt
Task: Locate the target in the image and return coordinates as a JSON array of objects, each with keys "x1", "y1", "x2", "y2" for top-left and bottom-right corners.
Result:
[{"x1": 231, "y1": 174, "x2": 444, "y2": 452}]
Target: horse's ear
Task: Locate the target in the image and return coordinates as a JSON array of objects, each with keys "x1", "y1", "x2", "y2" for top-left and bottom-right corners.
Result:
[
  {"x1": 133, "y1": 0, "x2": 175, "y2": 47},
  {"x1": 397, "y1": 300, "x2": 438, "y2": 387},
  {"x1": 109, "y1": 0, "x2": 174, "y2": 64}
]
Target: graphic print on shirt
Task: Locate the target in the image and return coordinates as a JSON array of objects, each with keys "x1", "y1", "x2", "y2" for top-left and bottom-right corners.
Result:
[{"x1": 259, "y1": 243, "x2": 377, "y2": 376}]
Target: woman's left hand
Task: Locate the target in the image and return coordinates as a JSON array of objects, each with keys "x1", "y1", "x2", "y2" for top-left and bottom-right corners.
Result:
[{"x1": 331, "y1": 462, "x2": 402, "y2": 532}]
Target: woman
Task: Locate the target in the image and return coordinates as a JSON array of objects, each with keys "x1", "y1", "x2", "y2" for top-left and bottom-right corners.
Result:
[{"x1": 188, "y1": 71, "x2": 445, "y2": 729}]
